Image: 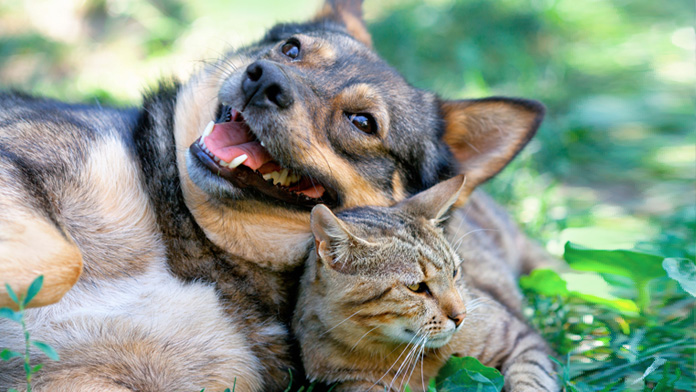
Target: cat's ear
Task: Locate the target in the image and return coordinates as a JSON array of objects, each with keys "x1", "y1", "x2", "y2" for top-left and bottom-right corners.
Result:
[
  {"x1": 310, "y1": 204, "x2": 363, "y2": 267},
  {"x1": 441, "y1": 97, "x2": 544, "y2": 206},
  {"x1": 314, "y1": 0, "x2": 372, "y2": 47},
  {"x1": 397, "y1": 175, "x2": 466, "y2": 222}
]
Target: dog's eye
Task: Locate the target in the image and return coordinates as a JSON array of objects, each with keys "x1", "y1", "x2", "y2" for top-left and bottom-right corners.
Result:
[
  {"x1": 281, "y1": 40, "x2": 300, "y2": 59},
  {"x1": 345, "y1": 112, "x2": 377, "y2": 135}
]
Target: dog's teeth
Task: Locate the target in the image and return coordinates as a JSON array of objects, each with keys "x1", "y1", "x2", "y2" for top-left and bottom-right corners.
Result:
[
  {"x1": 202, "y1": 121, "x2": 215, "y2": 137},
  {"x1": 199, "y1": 138, "x2": 211, "y2": 152},
  {"x1": 262, "y1": 173, "x2": 273, "y2": 181},
  {"x1": 229, "y1": 154, "x2": 248, "y2": 169},
  {"x1": 271, "y1": 171, "x2": 280, "y2": 184},
  {"x1": 213, "y1": 156, "x2": 221, "y2": 164},
  {"x1": 288, "y1": 172, "x2": 300, "y2": 184},
  {"x1": 260, "y1": 141, "x2": 266, "y2": 147},
  {"x1": 278, "y1": 168, "x2": 289, "y2": 185}
]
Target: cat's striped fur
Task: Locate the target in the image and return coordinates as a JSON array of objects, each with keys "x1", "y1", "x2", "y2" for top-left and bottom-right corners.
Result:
[{"x1": 294, "y1": 176, "x2": 558, "y2": 391}]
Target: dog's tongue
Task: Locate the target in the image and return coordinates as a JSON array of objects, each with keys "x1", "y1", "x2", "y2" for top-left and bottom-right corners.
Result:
[{"x1": 203, "y1": 121, "x2": 273, "y2": 171}]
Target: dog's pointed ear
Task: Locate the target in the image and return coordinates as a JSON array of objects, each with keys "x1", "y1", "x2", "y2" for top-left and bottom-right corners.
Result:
[
  {"x1": 315, "y1": 0, "x2": 372, "y2": 47},
  {"x1": 441, "y1": 97, "x2": 544, "y2": 205},
  {"x1": 397, "y1": 175, "x2": 466, "y2": 222},
  {"x1": 310, "y1": 204, "x2": 368, "y2": 269}
]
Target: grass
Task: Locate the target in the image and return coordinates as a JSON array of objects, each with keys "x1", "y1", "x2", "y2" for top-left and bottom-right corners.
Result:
[
  {"x1": 0, "y1": 276, "x2": 60, "y2": 392},
  {"x1": 0, "y1": 0, "x2": 693, "y2": 391}
]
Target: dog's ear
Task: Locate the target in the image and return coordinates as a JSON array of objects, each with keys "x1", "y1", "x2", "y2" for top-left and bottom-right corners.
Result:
[
  {"x1": 441, "y1": 97, "x2": 544, "y2": 205},
  {"x1": 315, "y1": 0, "x2": 372, "y2": 47}
]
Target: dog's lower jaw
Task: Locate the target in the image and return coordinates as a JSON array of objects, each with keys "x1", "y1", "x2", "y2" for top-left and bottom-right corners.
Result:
[
  {"x1": 186, "y1": 150, "x2": 247, "y2": 200},
  {"x1": 194, "y1": 199, "x2": 313, "y2": 271},
  {"x1": 184, "y1": 150, "x2": 314, "y2": 269}
]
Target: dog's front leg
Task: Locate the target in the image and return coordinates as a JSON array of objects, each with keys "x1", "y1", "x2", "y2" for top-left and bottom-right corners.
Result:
[{"x1": 0, "y1": 177, "x2": 83, "y2": 308}]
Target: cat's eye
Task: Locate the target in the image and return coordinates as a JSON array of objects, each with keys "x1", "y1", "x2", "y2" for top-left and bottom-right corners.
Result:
[
  {"x1": 406, "y1": 282, "x2": 429, "y2": 294},
  {"x1": 345, "y1": 112, "x2": 377, "y2": 135},
  {"x1": 453, "y1": 268, "x2": 459, "y2": 278},
  {"x1": 281, "y1": 39, "x2": 300, "y2": 59}
]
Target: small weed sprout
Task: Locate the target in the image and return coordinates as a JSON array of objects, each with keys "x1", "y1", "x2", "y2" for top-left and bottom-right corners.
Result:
[{"x1": 0, "y1": 275, "x2": 60, "y2": 392}]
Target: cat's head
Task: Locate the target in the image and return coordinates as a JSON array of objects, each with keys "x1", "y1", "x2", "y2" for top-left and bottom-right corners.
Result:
[{"x1": 302, "y1": 175, "x2": 468, "y2": 350}]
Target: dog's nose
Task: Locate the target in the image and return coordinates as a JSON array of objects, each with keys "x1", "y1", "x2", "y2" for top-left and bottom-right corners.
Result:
[{"x1": 242, "y1": 60, "x2": 294, "y2": 109}]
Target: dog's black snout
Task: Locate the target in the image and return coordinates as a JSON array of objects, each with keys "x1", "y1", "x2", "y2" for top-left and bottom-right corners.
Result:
[{"x1": 242, "y1": 61, "x2": 294, "y2": 109}]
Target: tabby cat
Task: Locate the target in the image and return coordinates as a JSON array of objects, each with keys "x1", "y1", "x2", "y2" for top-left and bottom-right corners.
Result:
[{"x1": 293, "y1": 175, "x2": 558, "y2": 391}]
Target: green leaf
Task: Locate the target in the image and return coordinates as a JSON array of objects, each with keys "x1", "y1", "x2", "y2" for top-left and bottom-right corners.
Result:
[
  {"x1": 560, "y1": 272, "x2": 640, "y2": 314},
  {"x1": 0, "y1": 349, "x2": 23, "y2": 361},
  {"x1": 0, "y1": 307, "x2": 22, "y2": 323},
  {"x1": 662, "y1": 258, "x2": 696, "y2": 296},
  {"x1": 572, "y1": 293, "x2": 639, "y2": 314},
  {"x1": 31, "y1": 364, "x2": 43, "y2": 374},
  {"x1": 22, "y1": 275, "x2": 43, "y2": 307},
  {"x1": 563, "y1": 242, "x2": 666, "y2": 283},
  {"x1": 32, "y1": 341, "x2": 59, "y2": 361},
  {"x1": 4, "y1": 283, "x2": 19, "y2": 305},
  {"x1": 428, "y1": 378, "x2": 437, "y2": 392},
  {"x1": 519, "y1": 269, "x2": 569, "y2": 296},
  {"x1": 651, "y1": 364, "x2": 681, "y2": 391},
  {"x1": 435, "y1": 356, "x2": 504, "y2": 392},
  {"x1": 9, "y1": 388, "x2": 19, "y2": 392},
  {"x1": 630, "y1": 357, "x2": 666, "y2": 386}
]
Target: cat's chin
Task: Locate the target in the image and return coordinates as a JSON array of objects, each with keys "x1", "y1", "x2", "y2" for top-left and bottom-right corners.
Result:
[{"x1": 423, "y1": 335, "x2": 454, "y2": 349}]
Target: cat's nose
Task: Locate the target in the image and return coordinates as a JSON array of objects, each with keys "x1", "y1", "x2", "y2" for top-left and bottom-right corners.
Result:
[
  {"x1": 242, "y1": 60, "x2": 295, "y2": 109},
  {"x1": 448, "y1": 310, "x2": 466, "y2": 328}
]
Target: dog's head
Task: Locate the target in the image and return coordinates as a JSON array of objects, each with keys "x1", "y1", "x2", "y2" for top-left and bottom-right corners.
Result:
[{"x1": 174, "y1": 0, "x2": 543, "y2": 268}]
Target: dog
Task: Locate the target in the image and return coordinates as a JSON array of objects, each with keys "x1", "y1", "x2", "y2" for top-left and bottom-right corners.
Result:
[{"x1": 0, "y1": 0, "x2": 545, "y2": 390}]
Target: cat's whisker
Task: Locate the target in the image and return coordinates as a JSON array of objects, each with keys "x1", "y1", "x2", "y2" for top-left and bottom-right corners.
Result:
[
  {"x1": 465, "y1": 297, "x2": 494, "y2": 312},
  {"x1": 461, "y1": 307, "x2": 489, "y2": 325},
  {"x1": 390, "y1": 335, "x2": 422, "y2": 391},
  {"x1": 373, "y1": 329, "x2": 423, "y2": 391},
  {"x1": 399, "y1": 335, "x2": 428, "y2": 389},
  {"x1": 319, "y1": 309, "x2": 363, "y2": 337},
  {"x1": 350, "y1": 326, "x2": 379, "y2": 352},
  {"x1": 420, "y1": 338, "x2": 427, "y2": 392},
  {"x1": 448, "y1": 213, "x2": 467, "y2": 248},
  {"x1": 452, "y1": 228, "x2": 500, "y2": 252},
  {"x1": 402, "y1": 337, "x2": 427, "y2": 391},
  {"x1": 396, "y1": 336, "x2": 425, "y2": 391}
]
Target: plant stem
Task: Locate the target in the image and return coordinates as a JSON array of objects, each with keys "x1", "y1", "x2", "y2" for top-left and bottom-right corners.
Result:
[{"x1": 19, "y1": 304, "x2": 32, "y2": 392}]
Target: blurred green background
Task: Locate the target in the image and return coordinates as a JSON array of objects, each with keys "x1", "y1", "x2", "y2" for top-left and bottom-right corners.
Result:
[{"x1": 1, "y1": 0, "x2": 693, "y2": 390}]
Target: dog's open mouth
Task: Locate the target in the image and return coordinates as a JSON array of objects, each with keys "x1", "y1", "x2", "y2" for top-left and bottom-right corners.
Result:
[{"x1": 190, "y1": 106, "x2": 337, "y2": 209}]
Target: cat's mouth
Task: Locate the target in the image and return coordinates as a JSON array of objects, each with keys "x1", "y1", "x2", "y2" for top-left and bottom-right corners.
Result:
[
  {"x1": 424, "y1": 334, "x2": 453, "y2": 348},
  {"x1": 403, "y1": 328, "x2": 454, "y2": 349},
  {"x1": 190, "y1": 105, "x2": 337, "y2": 209}
]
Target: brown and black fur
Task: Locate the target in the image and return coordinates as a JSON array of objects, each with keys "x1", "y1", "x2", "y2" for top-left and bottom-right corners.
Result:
[{"x1": 1, "y1": 1, "x2": 549, "y2": 391}]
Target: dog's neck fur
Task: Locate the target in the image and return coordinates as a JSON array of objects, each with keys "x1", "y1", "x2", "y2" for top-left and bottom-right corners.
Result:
[{"x1": 130, "y1": 80, "x2": 300, "y2": 387}]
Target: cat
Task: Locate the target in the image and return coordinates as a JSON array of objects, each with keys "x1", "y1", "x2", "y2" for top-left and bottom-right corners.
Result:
[{"x1": 293, "y1": 175, "x2": 558, "y2": 391}]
